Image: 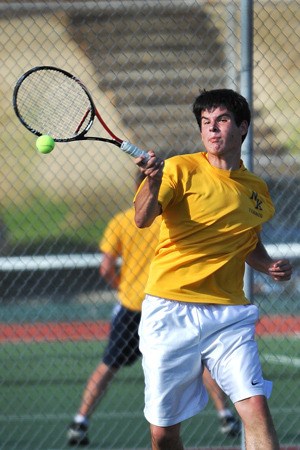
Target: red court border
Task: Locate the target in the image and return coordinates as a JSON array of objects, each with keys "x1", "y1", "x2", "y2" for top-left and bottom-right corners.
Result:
[
  {"x1": 0, "y1": 315, "x2": 299, "y2": 343},
  {"x1": 185, "y1": 448, "x2": 300, "y2": 450}
]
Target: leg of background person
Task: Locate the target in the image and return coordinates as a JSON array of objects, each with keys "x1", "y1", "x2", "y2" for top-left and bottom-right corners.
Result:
[
  {"x1": 203, "y1": 367, "x2": 228, "y2": 411},
  {"x1": 235, "y1": 395, "x2": 280, "y2": 450},
  {"x1": 67, "y1": 362, "x2": 118, "y2": 446},
  {"x1": 202, "y1": 367, "x2": 241, "y2": 437},
  {"x1": 77, "y1": 362, "x2": 118, "y2": 418},
  {"x1": 150, "y1": 423, "x2": 184, "y2": 450}
]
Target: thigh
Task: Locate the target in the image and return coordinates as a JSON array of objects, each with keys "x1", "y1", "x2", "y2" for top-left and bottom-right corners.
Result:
[
  {"x1": 203, "y1": 304, "x2": 272, "y2": 403},
  {"x1": 139, "y1": 296, "x2": 208, "y2": 427}
]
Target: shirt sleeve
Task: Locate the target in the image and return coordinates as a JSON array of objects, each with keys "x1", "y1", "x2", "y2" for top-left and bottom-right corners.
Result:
[
  {"x1": 157, "y1": 159, "x2": 178, "y2": 211},
  {"x1": 99, "y1": 214, "x2": 122, "y2": 257}
]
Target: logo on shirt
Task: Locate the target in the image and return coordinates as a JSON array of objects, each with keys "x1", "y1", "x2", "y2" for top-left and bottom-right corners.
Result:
[
  {"x1": 250, "y1": 191, "x2": 263, "y2": 210},
  {"x1": 249, "y1": 191, "x2": 263, "y2": 218}
]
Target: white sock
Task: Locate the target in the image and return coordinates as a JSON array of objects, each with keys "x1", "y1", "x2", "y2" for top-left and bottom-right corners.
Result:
[
  {"x1": 74, "y1": 414, "x2": 89, "y2": 426},
  {"x1": 218, "y1": 408, "x2": 233, "y2": 419}
]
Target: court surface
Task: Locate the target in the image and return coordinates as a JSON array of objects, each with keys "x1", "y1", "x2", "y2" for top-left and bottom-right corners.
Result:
[{"x1": 0, "y1": 314, "x2": 299, "y2": 450}]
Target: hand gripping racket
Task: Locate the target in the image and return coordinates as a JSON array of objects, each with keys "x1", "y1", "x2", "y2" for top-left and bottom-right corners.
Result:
[{"x1": 12, "y1": 65, "x2": 150, "y2": 161}]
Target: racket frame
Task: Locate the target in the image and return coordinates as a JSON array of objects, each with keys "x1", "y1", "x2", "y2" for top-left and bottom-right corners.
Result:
[
  {"x1": 13, "y1": 65, "x2": 150, "y2": 159},
  {"x1": 13, "y1": 65, "x2": 122, "y2": 146}
]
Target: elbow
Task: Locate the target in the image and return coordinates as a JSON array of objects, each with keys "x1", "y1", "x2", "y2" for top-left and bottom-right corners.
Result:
[
  {"x1": 99, "y1": 266, "x2": 109, "y2": 280},
  {"x1": 134, "y1": 211, "x2": 154, "y2": 228},
  {"x1": 135, "y1": 216, "x2": 148, "y2": 228},
  {"x1": 134, "y1": 202, "x2": 161, "y2": 228}
]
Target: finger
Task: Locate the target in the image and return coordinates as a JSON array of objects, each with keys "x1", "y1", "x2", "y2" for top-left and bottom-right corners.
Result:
[
  {"x1": 272, "y1": 271, "x2": 292, "y2": 281},
  {"x1": 269, "y1": 268, "x2": 291, "y2": 276},
  {"x1": 269, "y1": 261, "x2": 292, "y2": 272},
  {"x1": 270, "y1": 259, "x2": 290, "y2": 269}
]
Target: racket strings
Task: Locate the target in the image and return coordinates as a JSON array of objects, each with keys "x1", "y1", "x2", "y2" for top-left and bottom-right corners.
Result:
[{"x1": 15, "y1": 70, "x2": 93, "y2": 140}]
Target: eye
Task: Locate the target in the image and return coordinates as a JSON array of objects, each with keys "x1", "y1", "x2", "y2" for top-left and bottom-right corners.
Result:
[{"x1": 218, "y1": 115, "x2": 230, "y2": 123}]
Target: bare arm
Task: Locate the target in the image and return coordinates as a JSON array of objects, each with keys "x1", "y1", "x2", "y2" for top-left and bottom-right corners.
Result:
[
  {"x1": 134, "y1": 150, "x2": 164, "y2": 228},
  {"x1": 99, "y1": 253, "x2": 120, "y2": 289},
  {"x1": 246, "y1": 235, "x2": 292, "y2": 282}
]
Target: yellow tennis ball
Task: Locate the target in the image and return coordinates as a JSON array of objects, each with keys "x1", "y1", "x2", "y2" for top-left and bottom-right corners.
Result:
[{"x1": 36, "y1": 135, "x2": 55, "y2": 154}]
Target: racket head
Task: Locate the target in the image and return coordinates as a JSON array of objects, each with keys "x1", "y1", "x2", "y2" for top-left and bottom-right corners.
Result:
[{"x1": 13, "y1": 66, "x2": 96, "y2": 142}]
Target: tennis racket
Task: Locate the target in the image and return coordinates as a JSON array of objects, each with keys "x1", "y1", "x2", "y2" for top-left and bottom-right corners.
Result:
[{"x1": 12, "y1": 65, "x2": 150, "y2": 161}]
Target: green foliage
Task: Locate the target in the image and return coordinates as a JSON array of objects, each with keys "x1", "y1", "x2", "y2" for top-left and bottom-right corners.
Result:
[{"x1": 2, "y1": 198, "x2": 107, "y2": 254}]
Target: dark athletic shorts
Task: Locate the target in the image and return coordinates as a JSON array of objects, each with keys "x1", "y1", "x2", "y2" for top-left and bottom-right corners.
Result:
[{"x1": 102, "y1": 303, "x2": 141, "y2": 369}]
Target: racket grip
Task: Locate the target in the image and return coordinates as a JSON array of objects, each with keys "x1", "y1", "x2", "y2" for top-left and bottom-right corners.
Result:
[{"x1": 120, "y1": 141, "x2": 150, "y2": 161}]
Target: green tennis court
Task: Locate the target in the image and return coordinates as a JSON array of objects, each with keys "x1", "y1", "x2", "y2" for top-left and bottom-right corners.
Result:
[{"x1": 0, "y1": 335, "x2": 299, "y2": 450}]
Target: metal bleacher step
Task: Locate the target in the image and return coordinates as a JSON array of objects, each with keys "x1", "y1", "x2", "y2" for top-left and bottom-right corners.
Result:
[
  {"x1": 109, "y1": 68, "x2": 224, "y2": 106},
  {"x1": 69, "y1": 4, "x2": 225, "y2": 157}
]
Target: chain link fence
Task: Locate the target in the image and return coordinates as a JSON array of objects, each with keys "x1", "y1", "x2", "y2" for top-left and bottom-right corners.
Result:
[{"x1": 0, "y1": 1, "x2": 299, "y2": 449}]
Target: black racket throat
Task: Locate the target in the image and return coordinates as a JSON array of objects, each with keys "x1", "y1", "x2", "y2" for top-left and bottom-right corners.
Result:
[{"x1": 76, "y1": 136, "x2": 121, "y2": 147}]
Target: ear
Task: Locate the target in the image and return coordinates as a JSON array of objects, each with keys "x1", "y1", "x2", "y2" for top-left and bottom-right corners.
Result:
[{"x1": 240, "y1": 120, "x2": 248, "y2": 138}]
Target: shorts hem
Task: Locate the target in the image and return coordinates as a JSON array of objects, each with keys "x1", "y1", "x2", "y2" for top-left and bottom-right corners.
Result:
[
  {"x1": 231, "y1": 381, "x2": 273, "y2": 403},
  {"x1": 144, "y1": 400, "x2": 208, "y2": 427}
]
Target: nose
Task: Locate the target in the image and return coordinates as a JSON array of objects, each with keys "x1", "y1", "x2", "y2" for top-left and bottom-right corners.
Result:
[{"x1": 209, "y1": 122, "x2": 218, "y2": 132}]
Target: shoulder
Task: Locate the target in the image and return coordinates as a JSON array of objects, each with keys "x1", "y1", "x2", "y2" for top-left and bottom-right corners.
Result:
[
  {"x1": 107, "y1": 207, "x2": 134, "y2": 227},
  {"x1": 164, "y1": 152, "x2": 206, "y2": 177},
  {"x1": 240, "y1": 167, "x2": 270, "y2": 193}
]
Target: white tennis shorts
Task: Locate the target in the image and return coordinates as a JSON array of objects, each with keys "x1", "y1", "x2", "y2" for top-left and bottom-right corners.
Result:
[{"x1": 139, "y1": 295, "x2": 272, "y2": 427}]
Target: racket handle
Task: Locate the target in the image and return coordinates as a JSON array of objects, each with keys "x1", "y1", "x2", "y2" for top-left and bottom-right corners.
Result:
[{"x1": 120, "y1": 141, "x2": 150, "y2": 161}]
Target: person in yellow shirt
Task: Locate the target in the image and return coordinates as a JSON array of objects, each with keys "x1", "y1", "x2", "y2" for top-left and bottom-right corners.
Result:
[
  {"x1": 67, "y1": 172, "x2": 241, "y2": 446},
  {"x1": 134, "y1": 89, "x2": 293, "y2": 450}
]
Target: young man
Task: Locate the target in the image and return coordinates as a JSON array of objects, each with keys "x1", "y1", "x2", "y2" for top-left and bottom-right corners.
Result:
[
  {"x1": 67, "y1": 172, "x2": 241, "y2": 446},
  {"x1": 134, "y1": 89, "x2": 292, "y2": 450}
]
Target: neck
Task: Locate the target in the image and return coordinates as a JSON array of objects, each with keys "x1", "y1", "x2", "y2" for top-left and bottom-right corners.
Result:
[{"x1": 206, "y1": 153, "x2": 241, "y2": 171}]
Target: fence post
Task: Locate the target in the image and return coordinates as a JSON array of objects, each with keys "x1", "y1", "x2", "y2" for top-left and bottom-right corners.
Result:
[{"x1": 240, "y1": 0, "x2": 254, "y2": 448}]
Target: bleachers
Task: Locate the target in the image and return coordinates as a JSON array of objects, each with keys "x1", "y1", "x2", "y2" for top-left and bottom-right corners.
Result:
[{"x1": 69, "y1": 4, "x2": 226, "y2": 156}]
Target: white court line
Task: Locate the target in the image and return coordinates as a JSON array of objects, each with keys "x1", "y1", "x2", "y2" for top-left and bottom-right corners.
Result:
[
  {"x1": 1, "y1": 407, "x2": 300, "y2": 423},
  {"x1": 263, "y1": 353, "x2": 300, "y2": 368},
  {"x1": 0, "y1": 410, "x2": 214, "y2": 422}
]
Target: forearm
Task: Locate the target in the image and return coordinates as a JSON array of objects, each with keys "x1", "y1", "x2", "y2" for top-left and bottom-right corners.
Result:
[
  {"x1": 134, "y1": 150, "x2": 164, "y2": 228},
  {"x1": 246, "y1": 237, "x2": 292, "y2": 282},
  {"x1": 246, "y1": 239, "x2": 274, "y2": 275},
  {"x1": 134, "y1": 177, "x2": 162, "y2": 228},
  {"x1": 99, "y1": 254, "x2": 120, "y2": 289}
]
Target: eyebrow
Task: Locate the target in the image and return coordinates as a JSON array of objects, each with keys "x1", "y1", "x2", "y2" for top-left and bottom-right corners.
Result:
[{"x1": 201, "y1": 113, "x2": 231, "y2": 121}]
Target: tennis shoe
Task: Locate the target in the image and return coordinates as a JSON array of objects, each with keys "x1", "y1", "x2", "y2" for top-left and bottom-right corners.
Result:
[
  {"x1": 67, "y1": 422, "x2": 89, "y2": 446},
  {"x1": 220, "y1": 415, "x2": 241, "y2": 437}
]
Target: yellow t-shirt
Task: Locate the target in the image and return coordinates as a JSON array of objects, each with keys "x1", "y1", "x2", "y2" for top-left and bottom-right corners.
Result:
[
  {"x1": 141, "y1": 152, "x2": 275, "y2": 305},
  {"x1": 100, "y1": 207, "x2": 161, "y2": 311}
]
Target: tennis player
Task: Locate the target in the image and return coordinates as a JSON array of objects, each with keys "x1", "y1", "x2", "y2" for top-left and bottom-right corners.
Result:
[
  {"x1": 134, "y1": 89, "x2": 293, "y2": 450},
  {"x1": 67, "y1": 172, "x2": 241, "y2": 446}
]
